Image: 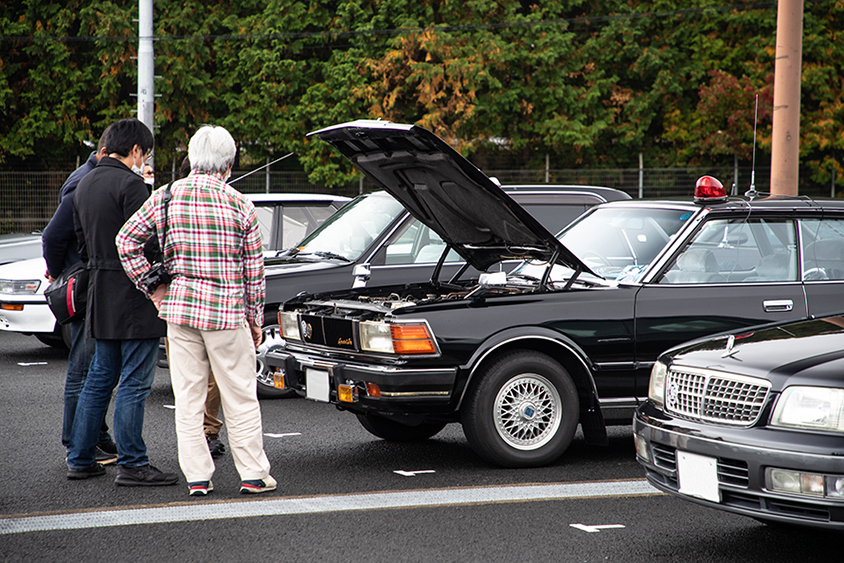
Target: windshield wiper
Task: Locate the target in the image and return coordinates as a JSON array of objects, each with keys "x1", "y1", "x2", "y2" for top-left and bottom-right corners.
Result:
[{"x1": 311, "y1": 250, "x2": 352, "y2": 262}]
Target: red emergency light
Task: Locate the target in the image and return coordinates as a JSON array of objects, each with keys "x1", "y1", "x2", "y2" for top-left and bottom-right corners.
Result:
[{"x1": 693, "y1": 176, "x2": 728, "y2": 203}]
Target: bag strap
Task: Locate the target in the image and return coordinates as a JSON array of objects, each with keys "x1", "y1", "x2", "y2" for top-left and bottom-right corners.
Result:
[{"x1": 160, "y1": 183, "x2": 172, "y2": 253}]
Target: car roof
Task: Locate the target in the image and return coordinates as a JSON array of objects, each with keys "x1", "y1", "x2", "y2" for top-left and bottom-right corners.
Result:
[
  {"x1": 501, "y1": 184, "x2": 631, "y2": 202},
  {"x1": 591, "y1": 195, "x2": 844, "y2": 213},
  {"x1": 245, "y1": 193, "x2": 351, "y2": 204}
]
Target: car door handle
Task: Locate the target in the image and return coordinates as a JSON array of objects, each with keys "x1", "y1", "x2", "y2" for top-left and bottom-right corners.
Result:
[{"x1": 763, "y1": 299, "x2": 793, "y2": 312}]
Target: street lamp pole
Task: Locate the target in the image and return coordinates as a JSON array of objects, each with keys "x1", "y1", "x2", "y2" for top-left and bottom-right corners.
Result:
[{"x1": 137, "y1": 0, "x2": 155, "y2": 150}]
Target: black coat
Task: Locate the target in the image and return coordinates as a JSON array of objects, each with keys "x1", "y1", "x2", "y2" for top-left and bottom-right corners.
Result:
[{"x1": 73, "y1": 157, "x2": 166, "y2": 340}]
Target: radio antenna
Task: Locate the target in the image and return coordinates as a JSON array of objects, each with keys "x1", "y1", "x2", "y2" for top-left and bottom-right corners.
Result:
[
  {"x1": 745, "y1": 94, "x2": 759, "y2": 200},
  {"x1": 229, "y1": 152, "x2": 294, "y2": 185}
]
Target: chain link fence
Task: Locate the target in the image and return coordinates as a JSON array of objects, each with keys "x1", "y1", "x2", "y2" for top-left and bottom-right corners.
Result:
[{"x1": 0, "y1": 164, "x2": 834, "y2": 235}]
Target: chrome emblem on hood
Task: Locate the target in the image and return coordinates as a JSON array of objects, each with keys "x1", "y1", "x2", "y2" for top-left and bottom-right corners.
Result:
[{"x1": 300, "y1": 320, "x2": 313, "y2": 339}]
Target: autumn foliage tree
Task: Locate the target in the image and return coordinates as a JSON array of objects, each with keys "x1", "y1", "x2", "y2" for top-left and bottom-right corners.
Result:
[{"x1": 0, "y1": 0, "x2": 841, "y2": 190}]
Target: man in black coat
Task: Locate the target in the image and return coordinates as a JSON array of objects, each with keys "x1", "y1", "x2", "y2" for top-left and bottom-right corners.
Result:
[
  {"x1": 42, "y1": 127, "x2": 117, "y2": 464},
  {"x1": 66, "y1": 118, "x2": 177, "y2": 486}
]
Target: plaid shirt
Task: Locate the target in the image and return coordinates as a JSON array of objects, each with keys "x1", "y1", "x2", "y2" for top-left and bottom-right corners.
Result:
[{"x1": 117, "y1": 171, "x2": 265, "y2": 330}]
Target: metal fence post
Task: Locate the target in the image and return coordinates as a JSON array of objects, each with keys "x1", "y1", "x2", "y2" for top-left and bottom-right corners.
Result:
[{"x1": 638, "y1": 153, "x2": 643, "y2": 199}]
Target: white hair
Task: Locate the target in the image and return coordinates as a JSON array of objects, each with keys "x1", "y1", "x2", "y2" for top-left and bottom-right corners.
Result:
[{"x1": 188, "y1": 125, "x2": 236, "y2": 174}]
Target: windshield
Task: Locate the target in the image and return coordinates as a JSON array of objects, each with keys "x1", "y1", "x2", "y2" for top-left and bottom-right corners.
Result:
[
  {"x1": 291, "y1": 192, "x2": 405, "y2": 261},
  {"x1": 511, "y1": 206, "x2": 695, "y2": 285}
]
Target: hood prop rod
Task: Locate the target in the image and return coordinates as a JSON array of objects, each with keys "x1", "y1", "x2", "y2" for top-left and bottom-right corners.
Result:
[
  {"x1": 430, "y1": 243, "x2": 449, "y2": 287},
  {"x1": 538, "y1": 247, "x2": 560, "y2": 291}
]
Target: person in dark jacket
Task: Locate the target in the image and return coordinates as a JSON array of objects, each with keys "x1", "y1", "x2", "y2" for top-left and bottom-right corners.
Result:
[
  {"x1": 66, "y1": 118, "x2": 177, "y2": 487},
  {"x1": 42, "y1": 127, "x2": 118, "y2": 464}
]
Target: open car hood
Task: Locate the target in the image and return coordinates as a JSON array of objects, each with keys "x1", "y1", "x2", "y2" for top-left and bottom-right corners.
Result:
[{"x1": 309, "y1": 120, "x2": 592, "y2": 275}]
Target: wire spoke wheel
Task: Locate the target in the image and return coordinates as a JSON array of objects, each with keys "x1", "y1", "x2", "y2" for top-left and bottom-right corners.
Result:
[
  {"x1": 494, "y1": 373, "x2": 561, "y2": 450},
  {"x1": 462, "y1": 351, "x2": 579, "y2": 467}
]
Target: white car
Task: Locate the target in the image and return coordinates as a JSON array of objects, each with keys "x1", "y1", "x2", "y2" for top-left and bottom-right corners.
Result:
[
  {"x1": 0, "y1": 192, "x2": 351, "y2": 348},
  {"x1": 0, "y1": 256, "x2": 64, "y2": 346},
  {"x1": 0, "y1": 232, "x2": 43, "y2": 265}
]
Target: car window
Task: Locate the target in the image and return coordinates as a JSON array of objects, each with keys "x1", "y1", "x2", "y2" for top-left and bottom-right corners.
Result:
[
  {"x1": 660, "y1": 218, "x2": 797, "y2": 284},
  {"x1": 555, "y1": 207, "x2": 693, "y2": 282},
  {"x1": 253, "y1": 206, "x2": 276, "y2": 252},
  {"x1": 801, "y1": 219, "x2": 844, "y2": 281},
  {"x1": 279, "y1": 204, "x2": 338, "y2": 249},
  {"x1": 294, "y1": 192, "x2": 405, "y2": 261},
  {"x1": 383, "y1": 218, "x2": 461, "y2": 265}
]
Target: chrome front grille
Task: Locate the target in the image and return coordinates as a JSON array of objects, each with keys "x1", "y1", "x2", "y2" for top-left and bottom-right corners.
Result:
[{"x1": 665, "y1": 367, "x2": 770, "y2": 426}]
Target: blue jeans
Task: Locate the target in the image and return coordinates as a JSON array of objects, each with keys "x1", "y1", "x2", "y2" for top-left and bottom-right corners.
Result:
[
  {"x1": 62, "y1": 319, "x2": 109, "y2": 448},
  {"x1": 67, "y1": 338, "x2": 159, "y2": 468}
]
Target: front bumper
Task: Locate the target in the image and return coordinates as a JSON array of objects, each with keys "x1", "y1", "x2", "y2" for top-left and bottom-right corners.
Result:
[
  {"x1": 265, "y1": 348, "x2": 459, "y2": 415},
  {"x1": 0, "y1": 299, "x2": 56, "y2": 334},
  {"x1": 634, "y1": 402, "x2": 844, "y2": 530}
]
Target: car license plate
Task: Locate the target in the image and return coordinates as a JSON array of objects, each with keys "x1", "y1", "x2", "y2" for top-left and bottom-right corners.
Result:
[
  {"x1": 305, "y1": 368, "x2": 330, "y2": 402},
  {"x1": 677, "y1": 451, "x2": 720, "y2": 503}
]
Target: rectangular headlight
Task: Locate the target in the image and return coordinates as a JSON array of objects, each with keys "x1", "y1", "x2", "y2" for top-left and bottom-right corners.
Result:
[
  {"x1": 359, "y1": 321, "x2": 394, "y2": 354},
  {"x1": 359, "y1": 321, "x2": 437, "y2": 355},
  {"x1": 771, "y1": 386, "x2": 844, "y2": 433},
  {"x1": 278, "y1": 310, "x2": 300, "y2": 341},
  {"x1": 0, "y1": 279, "x2": 40, "y2": 295},
  {"x1": 648, "y1": 361, "x2": 668, "y2": 406}
]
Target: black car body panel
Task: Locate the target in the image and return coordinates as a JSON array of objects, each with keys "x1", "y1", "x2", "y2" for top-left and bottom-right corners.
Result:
[
  {"x1": 267, "y1": 120, "x2": 844, "y2": 467},
  {"x1": 258, "y1": 184, "x2": 630, "y2": 397},
  {"x1": 634, "y1": 315, "x2": 844, "y2": 529}
]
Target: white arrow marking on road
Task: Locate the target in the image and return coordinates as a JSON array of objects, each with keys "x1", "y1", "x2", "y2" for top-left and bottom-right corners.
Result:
[
  {"x1": 17, "y1": 362, "x2": 48, "y2": 366},
  {"x1": 163, "y1": 405, "x2": 175, "y2": 410},
  {"x1": 394, "y1": 470, "x2": 436, "y2": 477},
  {"x1": 570, "y1": 523, "x2": 626, "y2": 533},
  {"x1": 264, "y1": 433, "x2": 302, "y2": 438}
]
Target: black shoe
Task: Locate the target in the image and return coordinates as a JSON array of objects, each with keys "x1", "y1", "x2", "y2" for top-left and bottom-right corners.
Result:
[
  {"x1": 207, "y1": 436, "x2": 226, "y2": 458},
  {"x1": 115, "y1": 464, "x2": 179, "y2": 487},
  {"x1": 97, "y1": 433, "x2": 118, "y2": 455},
  {"x1": 68, "y1": 463, "x2": 106, "y2": 480},
  {"x1": 95, "y1": 446, "x2": 118, "y2": 465}
]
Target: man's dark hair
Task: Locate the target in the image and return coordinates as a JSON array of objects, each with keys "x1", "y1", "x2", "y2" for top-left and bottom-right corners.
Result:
[
  {"x1": 96, "y1": 124, "x2": 112, "y2": 153},
  {"x1": 105, "y1": 118, "x2": 154, "y2": 157}
]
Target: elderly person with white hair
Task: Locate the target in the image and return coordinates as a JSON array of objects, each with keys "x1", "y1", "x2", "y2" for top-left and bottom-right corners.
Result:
[{"x1": 116, "y1": 125, "x2": 275, "y2": 497}]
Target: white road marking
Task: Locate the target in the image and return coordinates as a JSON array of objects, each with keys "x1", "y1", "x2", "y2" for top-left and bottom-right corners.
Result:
[
  {"x1": 163, "y1": 405, "x2": 176, "y2": 410},
  {"x1": 570, "y1": 523, "x2": 627, "y2": 533},
  {"x1": 17, "y1": 362, "x2": 48, "y2": 366},
  {"x1": 394, "y1": 470, "x2": 436, "y2": 477},
  {"x1": 264, "y1": 433, "x2": 302, "y2": 438},
  {"x1": 0, "y1": 479, "x2": 660, "y2": 535}
]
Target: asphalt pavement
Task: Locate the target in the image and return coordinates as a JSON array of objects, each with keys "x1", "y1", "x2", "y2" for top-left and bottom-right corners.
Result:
[{"x1": 0, "y1": 330, "x2": 839, "y2": 562}]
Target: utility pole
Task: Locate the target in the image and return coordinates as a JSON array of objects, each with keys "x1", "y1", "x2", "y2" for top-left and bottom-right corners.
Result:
[
  {"x1": 137, "y1": 0, "x2": 155, "y2": 152},
  {"x1": 770, "y1": 0, "x2": 803, "y2": 196}
]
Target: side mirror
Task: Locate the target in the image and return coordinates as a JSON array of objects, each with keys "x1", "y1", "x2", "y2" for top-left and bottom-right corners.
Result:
[{"x1": 352, "y1": 263, "x2": 371, "y2": 288}]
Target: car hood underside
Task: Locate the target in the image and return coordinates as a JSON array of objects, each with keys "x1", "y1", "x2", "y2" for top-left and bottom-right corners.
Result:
[{"x1": 310, "y1": 120, "x2": 591, "y2": 275}]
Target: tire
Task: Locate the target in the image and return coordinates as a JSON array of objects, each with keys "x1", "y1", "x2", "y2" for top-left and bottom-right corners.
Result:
[
  {"x1": 357, "y1": 413, "x2": 447, "y2": 442},
  {"x1": 255, "y1": 324, "x2": 296, "y2": 399},
  {"x1": 60, "y1": 323, "x2": 72, "y2": 348},
  {"x1": 35, "y1": 327, "x2": 69, "y2": 349},
  {"x1": 461, "y1": 351, "x2": 579, "y2": 468}
]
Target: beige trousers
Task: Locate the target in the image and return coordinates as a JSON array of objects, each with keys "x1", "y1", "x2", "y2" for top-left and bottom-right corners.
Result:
[{"x1": 167, "y1": 321, "x2": 271, "y2": 483}]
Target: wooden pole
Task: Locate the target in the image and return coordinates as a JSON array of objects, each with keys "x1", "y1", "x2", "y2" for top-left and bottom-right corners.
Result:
[{"x1": 770, "y1": 0, "x2": 803, "y2": 196}]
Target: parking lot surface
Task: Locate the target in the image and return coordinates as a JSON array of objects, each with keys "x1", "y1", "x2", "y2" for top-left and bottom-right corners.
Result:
[{"x1": 1, "y1": 331, "x2": 839, "y2": 562}]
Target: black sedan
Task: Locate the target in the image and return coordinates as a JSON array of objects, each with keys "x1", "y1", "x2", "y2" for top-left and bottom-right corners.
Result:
[
  {"x1": 268, "y1": 119, "x2": 844, "y2": 468},
  {"x1": 257, "y1": 185, "x2": 629, "y2": 397},
  {"x1": 634, "y1": 315, "x2": 844, "y2": 530}
]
